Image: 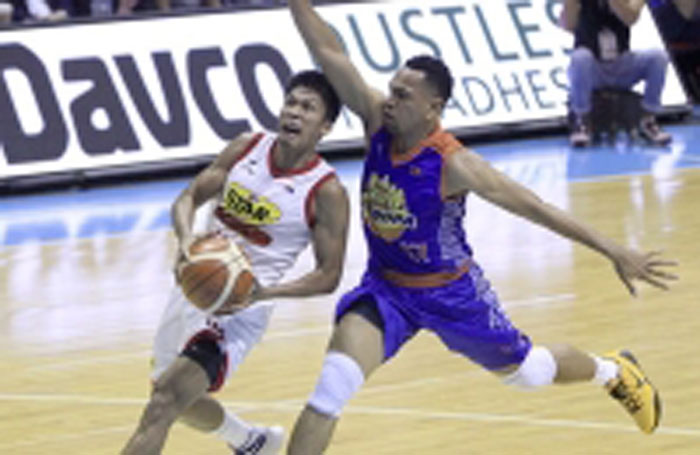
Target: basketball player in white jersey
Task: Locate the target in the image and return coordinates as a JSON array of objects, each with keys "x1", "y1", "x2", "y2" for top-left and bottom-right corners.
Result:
[{"x1": 121, "y1": 70, "x2": 349, "y2": 455}]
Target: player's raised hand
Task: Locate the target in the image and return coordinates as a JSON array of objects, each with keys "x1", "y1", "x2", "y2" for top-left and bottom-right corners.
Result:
[{"x1": 611, "y1": 248, "x2": 678, "y2": 296}]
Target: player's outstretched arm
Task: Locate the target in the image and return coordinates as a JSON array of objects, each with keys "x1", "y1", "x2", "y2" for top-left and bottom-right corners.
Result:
[
  {"x1": 608, "y1": 0, "x2": 645, "y2": 26},
  {"x1": 559, "y1": 0, "x2": 580, "y2": 31},
  {"x1": 254, "y1": 176, "x2": 350, "y2": 301},
  {"x1": 444, "y1": 148, "x2": 678, "y2": 296},
  {"x1": 289, "y1": 0, "x2": 384, "y2": 133}
]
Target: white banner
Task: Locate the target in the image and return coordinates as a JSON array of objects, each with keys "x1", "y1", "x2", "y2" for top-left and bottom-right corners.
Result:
[{"x1": 0, "y1": 1, "x2": 688, "y2": 179}]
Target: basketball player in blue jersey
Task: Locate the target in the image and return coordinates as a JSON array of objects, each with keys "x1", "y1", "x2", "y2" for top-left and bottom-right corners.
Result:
[
  {"x1": 121, "y1": 71, "x2": 349, "y2": 455},
  {"x1": 286, "y1": 1, "x2": 678, "y2": 453}
]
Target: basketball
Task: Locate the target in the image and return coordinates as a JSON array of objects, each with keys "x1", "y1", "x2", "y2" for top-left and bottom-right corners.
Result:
[{"x1": 178, "y1": 234, "x2": 255, "y2": 314}]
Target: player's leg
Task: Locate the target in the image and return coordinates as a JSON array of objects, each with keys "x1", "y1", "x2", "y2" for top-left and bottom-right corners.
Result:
[
  {"x1": 287, "y1": 300, "x2": 385, "y2": 455},
  {"x1": 499, "y1": 343, "x2": 596, "y2": 386},
  {"x1": 181, "y1": 396, "x2": 284, "y2": 455},
  {"x1": 121, "y1": 355, "x2": 210, "y2": 455},
  {"x1": 547, "y1": 344, "x2": 597, "y2": 382},
  {"x1": 500, "y1": 343, "x2": 661, "y2": 433},
  {"x1": 598, "y1": 349, "x2": 662, "y2": 434},
  {"x1": 179, "y1": 395, "x2": 223, "y2": 432},
  {"x1": 429, "y1": 270, "x2": 661, "y2": 433},
  {"x1": 567, "y1": 47, "x2": 601, "y2": 146},
  {"x1": 176, "y1": 305, "x2": 281, "y2": 455},
  {"x1": 601, "y1": 50, "x2": 671, "y2": 145}
]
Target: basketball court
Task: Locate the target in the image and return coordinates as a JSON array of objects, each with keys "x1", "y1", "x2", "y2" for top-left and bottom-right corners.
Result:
[{"x1": 1, "y1": 124, "x2": 699, "y2": 454}]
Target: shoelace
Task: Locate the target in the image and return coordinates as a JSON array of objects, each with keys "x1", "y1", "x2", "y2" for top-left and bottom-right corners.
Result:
[
  {"x1": 610, "y1": 380, "x2": 644, "y2": 413},
  {"x1": 236, "y1": 433, "x2": 266, "y2": 455},
  {"x1": 641, "y1": 119, "x2": 662, "y2": 137}
]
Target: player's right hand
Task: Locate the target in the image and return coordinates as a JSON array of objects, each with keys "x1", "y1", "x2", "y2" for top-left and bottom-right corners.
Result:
[
  {"x1": 611, "y1": 248, "x2": 678, "y2": 296},
  {"x1": 173, "y1": 236, "x2": 195, "y2": 283}
]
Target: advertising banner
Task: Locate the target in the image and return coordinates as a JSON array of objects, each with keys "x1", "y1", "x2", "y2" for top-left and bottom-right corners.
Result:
[{"x1": 0, "y1": 1, "x2": 688, "y2": 180}]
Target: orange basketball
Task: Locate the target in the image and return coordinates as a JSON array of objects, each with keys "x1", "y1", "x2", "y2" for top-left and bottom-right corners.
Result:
[{"x1": 178, "y1": 234, "x2": 255, "y2": 314}]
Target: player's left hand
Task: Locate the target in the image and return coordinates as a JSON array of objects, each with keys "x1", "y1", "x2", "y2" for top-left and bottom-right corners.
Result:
[
  {"x1": 211, "y1": 278, "x2": 261, "y2": 316},
  {"x1": 612, "y1": 248, "x2": 678, "y2": 296},
  {"x1": 249, "y1": 278, "x2": 270, "y2": 303}
]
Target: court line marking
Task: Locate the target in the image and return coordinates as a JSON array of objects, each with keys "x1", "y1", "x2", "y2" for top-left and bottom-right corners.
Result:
[
  {"x1": 21, "y1": 327, "x2": 333, "y2": 373},
  {"x1": 20, "y1": 326, "x2": 332, "y2": 373},
  {"x1": 505, "y1": 293, "x2": 575, "y2": 308},
  {"x1": 0, "y1": 392, "x2": 698, "y2": 439},
  {"x1": 21, "y1": 326, "x2": 334, "y2": 373},
  {"x1": 264, "y1": 326, "x2": 331, "y2": 340},
  {"x1": 338, "y1": 404, "x2": 700, "y2": 437},
  {"x1": 22, "y1": 293, "x2": 573, "y2": 373},
  {"x1": 0, "y1": 424, "x2": 135, "y2": 451},
  {"x1": 23, "y1": 349, "x2": 153, "y2": 372},
  {"x1": 4, "y1": 166, "x2": 699, "y2": 251}
]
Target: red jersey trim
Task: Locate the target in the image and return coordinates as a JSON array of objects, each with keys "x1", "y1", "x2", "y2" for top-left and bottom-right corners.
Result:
[
  {"x1": 268, "y1": 140, "x2": 323, "y2": 178},
  {"x1": 305, "y1": 171, "x2": 336, "y2": 228},
  {"x1": 227, "y1": 132, "x2": 264, "y2": 172}
]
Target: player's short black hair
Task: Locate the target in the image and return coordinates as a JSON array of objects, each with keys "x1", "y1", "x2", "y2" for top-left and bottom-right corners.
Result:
[
  {"x1": 405, "y1": 55, "x2": 454, "y2": 105},
  {"x1": 285, "y1": 70, "x2": 342, "y2": 124}
]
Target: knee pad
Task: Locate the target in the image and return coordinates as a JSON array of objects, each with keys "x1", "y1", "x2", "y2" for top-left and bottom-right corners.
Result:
[
  {"x1": 502, "y1": 346, "x2": 557, "y2": 390},
  {"x1": 307, "y1": 351, "x2": 365, "y2": 417},
  {"x1": 180, "y1": 331, "x2": 227, "y2": 392}
]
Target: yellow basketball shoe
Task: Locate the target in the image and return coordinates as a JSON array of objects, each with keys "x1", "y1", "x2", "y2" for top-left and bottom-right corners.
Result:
[{"x1": 604, "y1": 350, "x2": 661, "y2": 434}]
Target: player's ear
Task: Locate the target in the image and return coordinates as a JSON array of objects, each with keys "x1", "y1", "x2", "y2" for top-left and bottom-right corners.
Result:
[
  {"x1": 319, "y1": 119, "x2": 333, "y2": 137},
  {"x1": 430, "y1": 95, "x2": 445, "y2": 115},
  {"x1": 424, "y1": 96, "x2": 443, "y2": 123}
]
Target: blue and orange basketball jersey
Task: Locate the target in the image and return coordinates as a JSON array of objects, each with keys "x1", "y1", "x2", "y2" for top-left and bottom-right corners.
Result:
[{"x1": 361, "y1": 126, "x2": 473, "y2": 286}]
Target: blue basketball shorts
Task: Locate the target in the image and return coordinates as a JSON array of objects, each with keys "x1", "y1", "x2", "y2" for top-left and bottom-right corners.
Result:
[{"x1": 336, "y1": 265, "x2": 531, "y2": 371}]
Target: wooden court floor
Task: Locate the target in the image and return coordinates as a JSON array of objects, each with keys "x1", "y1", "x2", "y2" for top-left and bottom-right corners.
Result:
[{"x1": 1, "y1": 156, "x2": 699, "y2": 454}]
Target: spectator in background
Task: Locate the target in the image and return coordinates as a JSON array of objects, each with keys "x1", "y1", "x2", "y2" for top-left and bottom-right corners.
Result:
[
  {"x1": 117, "y1": 0, "x2": 220, "y2": 15},
  {"x1": 116, "y1": 0, "x2": 290, "y2": 15},
  {"x1": 560, "y1": 0, "x2": 672, "y2": 147},
  {"x1": 116, "y1": 0, "x2": 157, "y2": 15},
  {"x1": 9, "y1": 0, "x2": 69, "y2": 22},
  {"x1": 0, "y1": 0, "x2": 13, "y2": 24},
  {"x1": 69, "y1": 0, "x2": 90, "y2": 17}
]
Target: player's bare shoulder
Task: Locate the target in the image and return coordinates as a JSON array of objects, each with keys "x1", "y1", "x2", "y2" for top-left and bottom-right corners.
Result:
[
  {"x1": 317, "y1": 173, "x2": 348, "y2": 206},
  {"x1": 313, "y1": 173, "x2": 350, "y2": 221},
  {"x1": 443, "y1": 145, "x2": 493, "y2": 196},
  {"x1": 215, "y1": 131, "x2": 260, "y2": 169}
]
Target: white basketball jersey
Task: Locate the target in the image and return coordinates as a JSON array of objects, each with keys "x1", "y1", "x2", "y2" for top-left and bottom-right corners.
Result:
[
  {"x1": 152, "y1": 133, "x2": 336, "y2": 384},
  {"x1": 206, "y1": 132, "x2": 336, "y2": 287}
]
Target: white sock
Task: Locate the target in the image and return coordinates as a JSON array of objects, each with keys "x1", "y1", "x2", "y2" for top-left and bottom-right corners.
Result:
[
  {"x1": 592, "y1": 355, "x2": 619, "y2": 386},
  {"x1": 213, "y1": 410, "x2": 252, "y2": 448}
]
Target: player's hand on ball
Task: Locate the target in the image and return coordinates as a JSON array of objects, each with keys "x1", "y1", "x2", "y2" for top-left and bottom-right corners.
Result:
[
  {"x1": 173, "y1": 236, "x2": 195, "y2": 283},
  {"x1": 212, "y1": 278, "x2": 260, "y2": 316},
  {"x1": 179, "y1": 233, "x2": 256, "y2": 314}
]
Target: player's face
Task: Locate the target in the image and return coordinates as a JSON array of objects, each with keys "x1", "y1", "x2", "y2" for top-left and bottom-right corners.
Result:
[
  {"x1": 278, "y1": 86, "x2": 331, "y2": 150},
  {"x1": 383, "y1": 67, "x2": 441, "y2": 136}
]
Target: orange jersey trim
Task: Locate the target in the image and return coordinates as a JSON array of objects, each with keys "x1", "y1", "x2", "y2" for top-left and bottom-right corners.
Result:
[
  {"x1": 389, "y1": 125, "x2": 462, "y2": 166},
  {"x1": 387, "y1": 126, "x2": 464, "y2": 201},
  {"x1": 381, "y1": 262, "x2": 470, "y2": 288}
]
